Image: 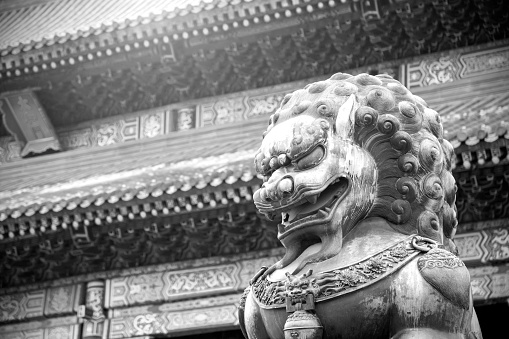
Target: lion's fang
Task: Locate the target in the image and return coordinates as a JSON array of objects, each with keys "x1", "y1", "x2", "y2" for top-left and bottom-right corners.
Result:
[
  {"x1": 306, "y1": 195, "x2": 318, "y2": 204},
  {"x1": 316, "y1": 209, "x2": 328, "y2": 218}
]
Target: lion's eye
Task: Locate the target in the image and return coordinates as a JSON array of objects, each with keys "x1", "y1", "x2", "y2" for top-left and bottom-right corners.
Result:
[
  {"x1": 301, "y1": 284, "x2": 308, "y2": 289},
  {"x1": 295, "y1": 145, "x2": 325, "y2": 171}
]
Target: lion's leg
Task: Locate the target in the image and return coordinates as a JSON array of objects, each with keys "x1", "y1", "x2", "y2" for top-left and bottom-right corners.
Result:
[
  {"x1": 243, "y1": 291, "x2": 271, "y2": 339},
  {"x1": 468, "y1": 308, "x2": 483, "y2": 339},
  {"x1": 389, "y1": 255, "x2": 475, "y2": 339}
]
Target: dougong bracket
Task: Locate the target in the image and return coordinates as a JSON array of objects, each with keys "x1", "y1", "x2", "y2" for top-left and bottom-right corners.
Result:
[{"x1": 0, "y1": 89, "x2": 61, "y2": 157}]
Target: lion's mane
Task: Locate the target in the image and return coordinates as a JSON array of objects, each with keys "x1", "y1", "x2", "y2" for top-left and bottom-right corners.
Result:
[{"x1": 306, "y1": 73, "x2": 458, "y2": 252}]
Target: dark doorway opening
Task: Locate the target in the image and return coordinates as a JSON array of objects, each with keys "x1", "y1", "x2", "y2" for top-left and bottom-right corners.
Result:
[{"x1": 476, "y1": 301, "x2": 509, "y2": 338}]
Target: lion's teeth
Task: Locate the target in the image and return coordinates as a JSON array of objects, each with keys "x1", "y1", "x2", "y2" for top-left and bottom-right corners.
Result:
[
  {"x1": 316, "y1": 209, "x2": 328, "y2": 218},
  {"x1": 278, "y1": 224, "x2": 285, "y2": 233},
  {"x1": 282, "y1": 212, "x2": 290, "y2": 223},
  {"x1": 324, "y1": 207, "x2": 331, "y2": 213},
  {"x1": 288, "y1": 209, "x2": 299, "y2": 222},
  {"x1": 306, "y1": 195, "x2": 318, "y2": 204}
]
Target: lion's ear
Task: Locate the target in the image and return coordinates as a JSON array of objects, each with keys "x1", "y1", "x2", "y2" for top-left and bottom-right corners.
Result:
[{"x1": 335, "y1": 94, "x2": 358, "y2": 138}]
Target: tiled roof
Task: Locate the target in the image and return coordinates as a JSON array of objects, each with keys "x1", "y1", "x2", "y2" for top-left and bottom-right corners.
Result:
[
  {"x1": 0, "y1": 118, "x2": 266, "y2": 220},
  {"x1": 0, "y1": 0, "x2": 223, "y2": 52}
]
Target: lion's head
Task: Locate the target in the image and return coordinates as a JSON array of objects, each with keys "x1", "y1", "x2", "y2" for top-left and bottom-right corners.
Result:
[{"x1": 253, "y1": 73, "x2": 457, "y2": 272}]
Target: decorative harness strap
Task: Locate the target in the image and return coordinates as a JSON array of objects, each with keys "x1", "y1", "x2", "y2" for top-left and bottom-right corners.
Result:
[{"x1": 250, "y1": 235, "x2": 437, "y2": 309}]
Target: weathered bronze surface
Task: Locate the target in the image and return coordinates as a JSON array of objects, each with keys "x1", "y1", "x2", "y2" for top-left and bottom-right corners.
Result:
[{"x1": 239, "y1": 73, "x2": 483, "y2": 338}]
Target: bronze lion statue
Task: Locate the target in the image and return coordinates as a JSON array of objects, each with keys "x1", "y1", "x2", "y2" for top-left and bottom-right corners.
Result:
[{"x1": 239, "y1": 73, "x2": 482, "y2": 339}]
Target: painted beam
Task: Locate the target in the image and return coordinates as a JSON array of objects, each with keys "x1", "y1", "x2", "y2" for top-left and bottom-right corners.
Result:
[
  {"x1": 456, "y1": 228, "x2": 509, "y2": 264},
  {"x1": 0, "y1": 284, "x2": 83, "y2": 323}
]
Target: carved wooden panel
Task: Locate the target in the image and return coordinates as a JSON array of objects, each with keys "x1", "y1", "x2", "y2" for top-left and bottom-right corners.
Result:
[
  {"x1": 0, "y1": 250, "x2": 284, "y2": 300},
  {"x1": 108, "y1": 294, "x2": 240, "y2": 338},
  {"x1": 44, "y1": 285, "x2": 83, "y2": 317},
  {"x1": 0, "y1": 290, "x2": 45, "y2": 322},
  {"x1": 405, "y1": 45, "x2": 509, "y2": 89},
  {"x1": 470, "y1": 264, "x2": 509, "y2": 301},
  {"x1": 106, "y1": 256, "x2": 279, "y2": 308},
  {"x1": 456, "y1": 228, "x2": 509, "y2": 264},
  {"x1": 0, "y1": 285, "x2": 83, "y2": 323},
  {"x1": 0, "y1": 315, "x2": 77, "y2": 338},
  {"x1": 1, "y1": 325, "x2": 80, "y2": 339}
]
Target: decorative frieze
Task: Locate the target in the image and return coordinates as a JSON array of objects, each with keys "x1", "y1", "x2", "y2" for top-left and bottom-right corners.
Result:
[
  {"x1": 110, "y1": 294, "x2": 241, "y2": 319},
  {"x1": 0, "y1": 290, "x2": 45, "y2": 322},
  {"x1": 59, "y1": 117, "x2": 139, "y2": 151},
  {"x1": 405, "y1": 45, "x2": 509, "y2": 89},
  {"x1": 459, "y1": 47, "x2": 509, "y2": 78},
  {"x1": 406, "y1": 55, "x2": 460, "y2": 88},
  {"x1": 470, "y1": 264, "x2": 509, "y2": 302},
  {"x1": 176, "y1": 107, "x2": 196, "y2": 131},
  {"x1": 108, "y1": 295, "x2": 240, "y2": 338},
  {"x1": 0, "y1": 285, "x2": 83, "y2": 323},
  {"x1": 140, "y1": 112, "x2": 165, "y2": 139},
  {"x1": 44, "y1": 285, "x2": 83, "y2": 317},
  {"x1": 455, "y1": 228, "x2": 509, "y2": 264},
  {"x1": 203, "y1": 97, "x2": 247, "y2": 126},
  {"x1": 0, "y1": 137, "x2": 22, "y2": 164},
  {"x1": 58, "y1": 128, "x2": 93, "y2": 150},
  {"x1": 106, "y1": 256, "x2": 279, "y2": 308},
  {"x1": 0, "y1": 248, "x2": 284, "y2": 297},
  {"x1": 0, "y1": 324, "x2": 80, "y2": 339},
  {"x1": 0, "y1": 315, "x2": 78, "y2": 336}
]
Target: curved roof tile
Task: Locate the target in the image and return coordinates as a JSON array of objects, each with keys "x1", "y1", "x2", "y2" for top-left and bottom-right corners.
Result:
[
  {"x1": 0, "y1": 150, "x2": 258, "y2": 218},
  {"x1": 440, "y1": 92, "x2": 509, "y2": 147},
  {"x1": 0, "y1": 118, "x2": 266, "y2": 218}
]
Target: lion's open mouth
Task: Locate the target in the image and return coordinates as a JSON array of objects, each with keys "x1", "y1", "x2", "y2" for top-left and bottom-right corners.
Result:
[{"x1": 278, "y1": 176, "x2": 349, "y2": 237}]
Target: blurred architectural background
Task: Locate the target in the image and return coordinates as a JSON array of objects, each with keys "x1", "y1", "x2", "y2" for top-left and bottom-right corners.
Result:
[{"x1": 0, "y1": 0, "x2": 508, "y2": 338}]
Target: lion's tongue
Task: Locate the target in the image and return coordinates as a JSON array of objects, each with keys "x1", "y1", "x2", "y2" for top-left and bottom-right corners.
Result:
[{"x1": 287, "y1": 192, "x2": 333, "y2": 222}]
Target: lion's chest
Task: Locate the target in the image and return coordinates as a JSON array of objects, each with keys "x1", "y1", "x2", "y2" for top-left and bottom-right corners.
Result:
[{"x1": 250, "y1": 279, "x2": 392, "y2": 339}]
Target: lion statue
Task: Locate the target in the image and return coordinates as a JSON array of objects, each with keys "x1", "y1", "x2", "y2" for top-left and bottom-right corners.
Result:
[{"x1": 239, "y1": 73, "x2": 482, "y2": 339}]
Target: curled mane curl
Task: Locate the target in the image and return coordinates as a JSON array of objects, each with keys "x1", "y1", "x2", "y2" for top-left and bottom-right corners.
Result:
[{"x1": 328, "y1": 73, "x2": 458, "y2": 253}]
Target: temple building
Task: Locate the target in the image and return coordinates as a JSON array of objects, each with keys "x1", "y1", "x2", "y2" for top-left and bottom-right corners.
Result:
[{"x1": 0, "y1": 0, "x2": 508, "y2": 338}]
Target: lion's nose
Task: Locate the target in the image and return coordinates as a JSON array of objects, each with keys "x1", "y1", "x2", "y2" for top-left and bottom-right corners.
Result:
[
  {"x1": 258, "y1": 177, "x2": 294, "y2": 203},
  {"x1": 278, "y1": 178, "x2": 293, "y2": 194}
]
